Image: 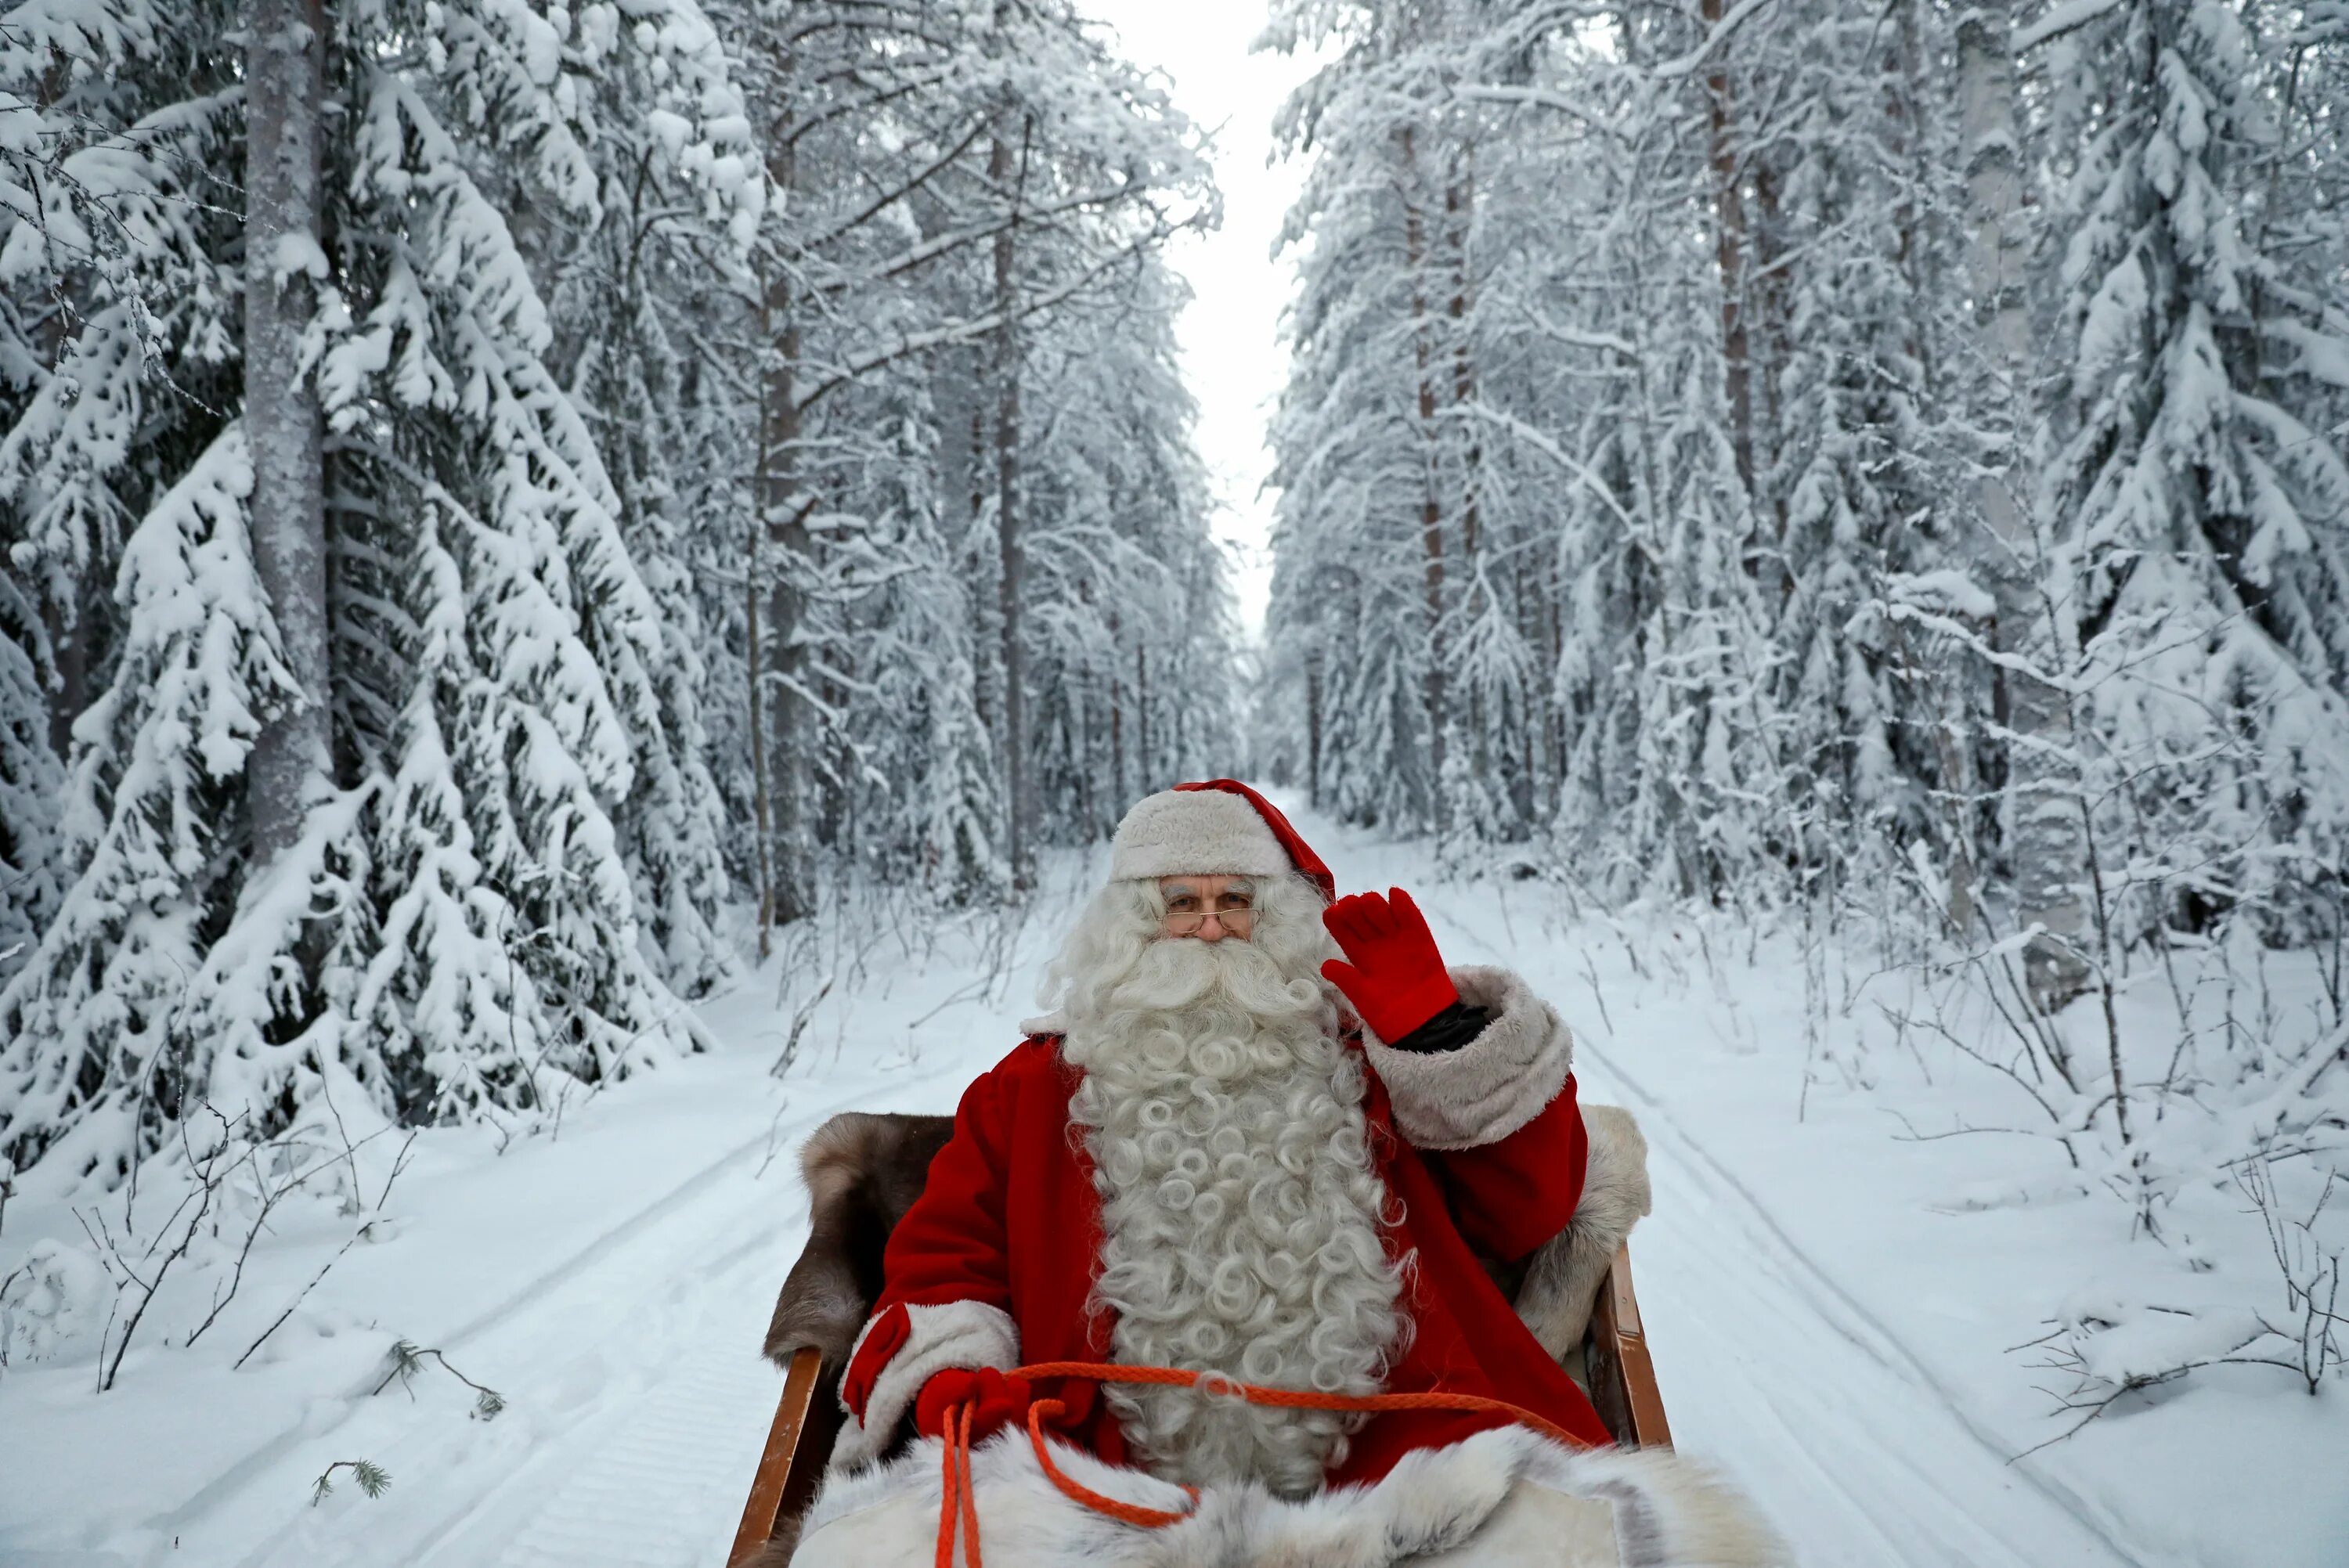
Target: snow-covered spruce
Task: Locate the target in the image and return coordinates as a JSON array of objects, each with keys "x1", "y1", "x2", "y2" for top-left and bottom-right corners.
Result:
[
  {"x1": 1254, "y1": 0, "x2": 2349, "y2": 1428},
  {"x1": 0, "y1": 430, "x2": 304, "y2": 1181},
  {"x1": 0, "y1": 0, "x2": 1237, "y2": 1180}
]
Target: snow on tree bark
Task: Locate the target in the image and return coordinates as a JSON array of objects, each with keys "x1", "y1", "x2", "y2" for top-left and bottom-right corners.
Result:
[
  {"x1": 1958, "y1": 2, "x2": 2092, "y2": 1008},
  {"x1": 991, "y1": 112, "x2": 1034, "y2": 890},
  {"x1": 242, "y1": 0, "x2": 334, "y2": 867}
]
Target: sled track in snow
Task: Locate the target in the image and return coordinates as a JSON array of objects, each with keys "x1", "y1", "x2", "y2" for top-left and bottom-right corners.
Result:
[
  {"x1": 1582, "y1": 1041, "x2": 2151, "y2": 1566},
  {"x1": 1423, "y1": 899, "x2": 2149, "y2": 1568},
  {"x1": 380, "y1": 1214, "x2": 792, "y2": 1568},
  {"x1": 488, "y1": 1339, "x2": 763, "y2": 1567},
  {"x1": 156, "y1": 1079, "x2": 898, "y2": 1568}
]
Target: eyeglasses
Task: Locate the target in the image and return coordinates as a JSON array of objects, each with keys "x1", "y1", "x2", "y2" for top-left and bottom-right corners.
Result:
[{"x1": 1163, "y1": 903, "x2": 1256, "y2": 935}]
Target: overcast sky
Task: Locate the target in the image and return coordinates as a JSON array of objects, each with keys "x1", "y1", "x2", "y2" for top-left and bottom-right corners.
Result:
[{"x1": 1081, "y1": 1, "x2": 1321, "y2": 641}]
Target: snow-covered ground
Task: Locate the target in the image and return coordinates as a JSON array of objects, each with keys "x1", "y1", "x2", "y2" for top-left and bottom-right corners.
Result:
[{"x1": 4, "y1": 803, "x2": 2343, "y2": 1566}]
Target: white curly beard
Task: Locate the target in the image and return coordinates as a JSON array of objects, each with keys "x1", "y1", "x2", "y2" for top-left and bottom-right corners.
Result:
[{"x1": 1052, "y1": 875, "x2": 1406, "y2": 1498}]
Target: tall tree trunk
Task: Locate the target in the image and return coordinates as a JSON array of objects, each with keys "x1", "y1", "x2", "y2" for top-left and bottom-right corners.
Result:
[
  {"x1": 760, "y1": 100, "x2": 814, "y2": 928},
  {"x1": 1135, "y1": 643, "x2": 1150, "y2": 785},
  {"x1": 244, "y1": 0, "x2": 333, "y2": 863},
  {"x1": 762, "y1": 301, "x2": 814, "y2": 926},
  {"x1": 1510, "y1": 535, "x2": 1543, "y2": 827},
  {"x1": 25, "y1": 165, "x2": 84, "y2": 767},
  {"x1": 1702, "y1": 0, "x2": 1755, "y2": 496},
  {"x1": 746, "y1": 514, "x2": 773, "y2": 955},
  {"x1": 1108, "y1": 607, "x2": 1125, "y2": 809},
  {"x1": 1889, "y1": 0, "x2": 1979, "y2": 939},
  {"x1": 1750, "y1": 153, "x2": 1788, "y2": 553},
  {"x1": 1073, "y1": 582, "x2": 1094, "y2": 836},
  {"x1": 1399, "y1": 124, "x2": 1447, "y2": 824},
  {"x1": 41, "y1": 595, "x2": 81, "y2": 763},
  {"x1": 1305, "y1": 648, "x2": 1322, "y2": 811},
  {"x1": 992, "y1": 117, "x2": 1034, "y2": 889},
  {"x1": 967, "y1": 390, "x2": 999, "y2": 744},
  {"x1": 1445, "y1": 145, "x2": 1490, "y2": 805},
  {"x1": 1445, "y1": 150, "x2": 1481, "y2": 567},
  {"x1": 1543, "y1": 568, "x2": 1564, "y2": 818},
  {"x1": 1958, "y1": 5, "x2": 2090, "y2": 1008}
]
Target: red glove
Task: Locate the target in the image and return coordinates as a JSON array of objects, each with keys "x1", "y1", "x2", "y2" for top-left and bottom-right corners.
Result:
[
  {"x1": 915, "y1": 1366, "x2": 1034, "y2": 1444},
  {"x1": 1322, "y1": 888, "x2": 1459, "y2": 1042}
]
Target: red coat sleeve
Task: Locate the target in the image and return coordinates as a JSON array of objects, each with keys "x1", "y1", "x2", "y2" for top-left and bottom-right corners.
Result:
[
  {"x1": 833, "y1": 1049, "x2": 1027, "y2": 1465},
  {"x1": 875, "y1": 1062, "x2": 1017, "y2": 1312},
  {"x1": 1423, "y1": 1073, "x2": 1589, "y2": 1263}
]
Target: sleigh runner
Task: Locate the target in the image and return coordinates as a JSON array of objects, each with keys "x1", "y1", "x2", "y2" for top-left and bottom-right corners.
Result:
[{"x1": 728, "y1": 1108, "x2": 1674, "y2": 1567}]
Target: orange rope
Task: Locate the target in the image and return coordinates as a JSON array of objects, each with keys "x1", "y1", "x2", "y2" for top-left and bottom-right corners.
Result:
[
  {"x1": 1022, "y1": 1398, "x2": 1199, "y2": 1528},
  {"x1": 934, "y1": 1404, "x2": 980, "y2": 1568},
  {"x1": 930, "y1": 1361, "x2": 1594, "y2": 1568}
]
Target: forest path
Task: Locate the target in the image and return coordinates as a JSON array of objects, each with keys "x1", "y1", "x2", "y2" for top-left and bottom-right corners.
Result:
[
  {"x1": 208, "y1": 1070, "x2": 893, "y2": 1568},
  {"x1": 165, "y1": 816, "x2": 2152, "y2": 1568}
]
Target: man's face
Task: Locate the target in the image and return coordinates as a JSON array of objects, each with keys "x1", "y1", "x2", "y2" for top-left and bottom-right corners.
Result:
[{"x1": 1156, "y1": 874, "x2": 1257, "y2": 943}]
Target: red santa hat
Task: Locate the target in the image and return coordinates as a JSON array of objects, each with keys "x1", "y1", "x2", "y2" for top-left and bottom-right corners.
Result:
[{"x1": 1108, "y1": 779, "x2": 1336, "y2": 903}]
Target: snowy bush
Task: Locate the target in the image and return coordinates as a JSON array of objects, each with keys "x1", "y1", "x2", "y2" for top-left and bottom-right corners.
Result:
[
  {"x1": 0, "y1": 1237, "x2": 112, "y2": 1369},
  {"x1": 2019, "y1": 1159, "x2": 2345, "y2": 1446}
]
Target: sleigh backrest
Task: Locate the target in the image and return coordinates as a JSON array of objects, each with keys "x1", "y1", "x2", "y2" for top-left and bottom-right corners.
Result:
[
  {"x1": 761, "y1": 1112, "x2": 955, "y2": 1373},
  {"x1": 735, "y1": 1115, "x2": 954, "y2": 1568}
]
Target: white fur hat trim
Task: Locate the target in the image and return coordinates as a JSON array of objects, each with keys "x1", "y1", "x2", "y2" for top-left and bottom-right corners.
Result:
[{"x1": 1110, "y1": 788, "x2": 1289, "y2": 882}]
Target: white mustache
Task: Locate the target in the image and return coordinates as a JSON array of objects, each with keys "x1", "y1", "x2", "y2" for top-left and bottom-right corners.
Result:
[{"x1": 1106, "y1": 935, "x2": 1322, "y2": 1020}]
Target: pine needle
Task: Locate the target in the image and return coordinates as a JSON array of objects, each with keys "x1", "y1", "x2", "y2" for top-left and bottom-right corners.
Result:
[{"x1": 312, "y1": 1459, "x2": 392, "y2": 1505}]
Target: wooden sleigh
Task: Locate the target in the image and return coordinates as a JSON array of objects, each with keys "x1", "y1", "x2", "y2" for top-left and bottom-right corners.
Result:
[{"x1": 727, "y1": 1112, "x2": 1669, "y2": 1567}]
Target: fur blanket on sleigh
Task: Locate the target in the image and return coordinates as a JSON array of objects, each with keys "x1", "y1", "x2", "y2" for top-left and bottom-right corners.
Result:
[{"x1": 790, "y1": 1423, "x2": 1788, "y2": 1568}]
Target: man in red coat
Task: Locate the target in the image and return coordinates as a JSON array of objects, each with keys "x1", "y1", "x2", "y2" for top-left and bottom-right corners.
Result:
[{"x1": 830, "y1": 780, "x2": 1639, "y2": 1498}]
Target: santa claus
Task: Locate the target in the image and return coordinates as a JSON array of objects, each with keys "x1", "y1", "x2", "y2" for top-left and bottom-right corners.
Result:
[{"x1": 790, "y1": 782, "x2": 1779, "y2": 1567}]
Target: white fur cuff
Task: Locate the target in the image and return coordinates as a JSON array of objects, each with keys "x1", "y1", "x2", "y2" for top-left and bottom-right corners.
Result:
[
  {"x1": 1362, "y1": 966, "x2": 1575, "y2": 1149},
  {"x1": 832, "y1": 1299, "x2": 1020, "y2": 1470}
]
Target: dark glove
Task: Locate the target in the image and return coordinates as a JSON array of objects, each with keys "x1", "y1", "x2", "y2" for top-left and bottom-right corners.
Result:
[
  {"x1": 1388, "y1": 1000, "x2": 1492, "y2": 1054},
  {"x1": 915, "y1": 1366, "x2": 1034, "y2": 1444},
  {"x1": 1321, "y1": 888, "x2": 1460, "y2": 1042}
]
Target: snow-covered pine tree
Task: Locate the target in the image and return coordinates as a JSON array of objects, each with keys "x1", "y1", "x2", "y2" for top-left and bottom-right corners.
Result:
[
  {"x1": 0, "y1": 0, "x2": 1236, "y2": 1181},
  {"x1": 861, "y1": 389, "x2": 1010, "y2": 903},
  {"x1": 2032, "y1": 0, "x2": 2349, "y2": 964},
  {"x1": 166, "y1": 0, "x2": 392, "y2": 1159},
  {"x1": 731, "y1": 0, "x2": 1034, "y2": 924},
  {"x1": 0, "y1": 0, "x2": 278, "y2": 1177},
  {"x1": 1023, "y1": 258, "x2": 1237, "y2": 839},
  {"x1": 735, "y1": 0, "x2": 1219, "y2": 923},
  {"x1": 323, "y1": 0, "x2": 716, "y2": 1113},
  {"x1": 0, "y1": 431, "x2": 306, "y2": 1177},
  {"x1": 1265, "y1": 0, "x2": 1456, "y2": 834},
  {"x1": 0, "y1": 0, "x2": 245, "y2": 719},
  {"x1": 543, "y1": 0, "x2": 756, "y2": 997},
  {"x1": 0, "y1": 568, "x2": 59, "y2": 981},
  {"x1": 1745, "y1": 0, "x2": 1956, "y2": 918},
  {"x1": 1266, "y1": 0, "x2": 1810, "y2": 896},
  {"x1": 959, "y1": 0, "x2": 1221, "y2": 858},
  {"x1": 0, "y1": 0, "x2": 742, "y2": 1173}
]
